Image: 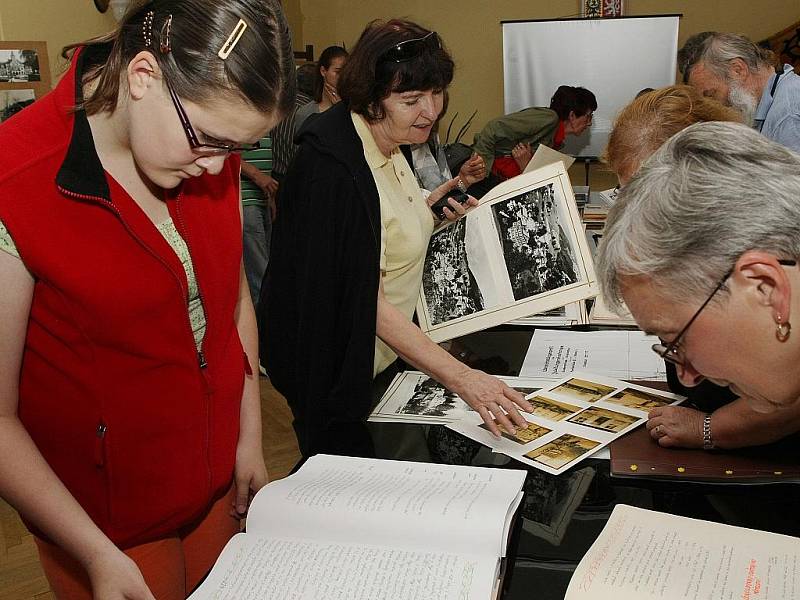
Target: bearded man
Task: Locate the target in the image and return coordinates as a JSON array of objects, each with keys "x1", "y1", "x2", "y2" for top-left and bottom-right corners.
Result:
[{"x1": 678, "y1": 31, "x2": 800, "y2": 153}]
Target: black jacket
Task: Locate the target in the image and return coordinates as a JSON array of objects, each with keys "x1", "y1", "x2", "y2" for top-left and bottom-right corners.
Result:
[{"x1": 260, "y1": 102, "x2": 382, "y2": 458}]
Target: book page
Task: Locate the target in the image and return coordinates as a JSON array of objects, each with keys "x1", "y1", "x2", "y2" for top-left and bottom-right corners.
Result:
[
  {"x1": 567, "y1": 504, "x2": 800, "y2": 600},
  {"x1": 188, "y1": 533, "x2": 497, "y2": 600},
  {"x1": 246, "y1": 455, "x2": 526, "y2": 557}
]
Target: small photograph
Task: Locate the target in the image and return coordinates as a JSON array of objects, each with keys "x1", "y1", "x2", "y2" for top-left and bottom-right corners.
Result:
[
  {"x1": 492, "y1": 182, "x2": 579, "y2": 301},
  {"x1": 606, "y1": 387, "x2": 672, "y2": 410},
  {"x1": 514, "y1": 387, "x2": 540, "y2": 396},
  {"x1": 422, "y1": 218, "x2": 484, "y2": 325},
  {"x1": 0, "y1": 49, "x2": 41, "y2": 82},
  {"x1": 526, "y1": 395, "x2": 580, "y2": 421},
  {"x1": 567, "y1": 407, "x2": 638, "y2": 433},
  {"x1": 479, "y1": 420, "x2": 551, "y2": 445},
  {"x1": 550, "y1": 378, "x2": 616, "y2": 403},
  {"x1": 525, "y1": 434, "x2": 600, "y2": 469},
  {"x1": 0, "y1": 89, "x2": 35, "y2": 122},
  {"x1": 396, "y1": 377, "x2": 471, "y2": 418}
]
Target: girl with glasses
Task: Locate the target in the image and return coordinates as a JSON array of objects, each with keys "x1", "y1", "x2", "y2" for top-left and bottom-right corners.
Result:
[{"x1": 0, "y1": 1, "x2": 294, "y2": 598}]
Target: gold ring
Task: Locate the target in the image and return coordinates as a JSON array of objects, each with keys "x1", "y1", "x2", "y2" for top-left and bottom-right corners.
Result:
[{"x1": 654, "y1": 425, "x2": 661, "y2": 435}]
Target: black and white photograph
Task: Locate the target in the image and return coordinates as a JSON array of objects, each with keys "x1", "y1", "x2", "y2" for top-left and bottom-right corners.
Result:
[
  {"x1": 421, "y1": 218, "x2": 484, "y2": 325},
  {"x1": 492, "y1": 182, "x2": 579, "y2": 301},
  {"x1": 0, "y1": 49, "x2": 41, "y2": 82},
  {"x1": 397, "y1": 376, "x2": 472, "y2": 418},
  {"x1": 524, "y1": 434, "x2": 600, "y2": 469},
  {"x1": 0, "y1": 89, "x2": 35, "y2": 122},
  {"x1": 567, "y1": 407, "x2": 638, "y2": 433}
]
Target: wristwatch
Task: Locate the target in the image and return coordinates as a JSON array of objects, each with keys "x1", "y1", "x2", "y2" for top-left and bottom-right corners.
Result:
[
  {"x1": 456, "y1": 177, "x2": 468, "y2": 192},
  {"x1": 702, "y1": 413, "x2": 715, "y2": 450}
]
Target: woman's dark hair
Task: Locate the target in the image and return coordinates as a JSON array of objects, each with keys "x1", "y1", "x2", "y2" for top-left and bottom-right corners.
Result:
[
  {"x1": 63, "y1": 0, "x2": 295, "y2": 118},
  {"x1": 312, "y1": 45, "x2": 348, "y2": 102},
  {"x1": 549, "y1": 85, "x2": 597, "y2": 120},
  {"x1": 337, "y1": 19, "x2": 454, "y2": 122}
]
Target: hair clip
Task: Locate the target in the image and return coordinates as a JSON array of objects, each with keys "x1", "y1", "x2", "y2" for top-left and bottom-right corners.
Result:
[
  {"x1": 160, "y1": 14, "x2": 173, "y2": 54},
  {"x1": 142, "y1": 10, "x2": 155, "y2": 49},
  {"x1": 218, "y1": 19, "x2": 248, "y2": 60}
]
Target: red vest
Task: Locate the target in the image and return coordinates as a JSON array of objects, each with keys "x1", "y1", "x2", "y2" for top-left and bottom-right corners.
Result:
[{"x1": 0, "y1": 47, "x2": 246, "y2": 548}]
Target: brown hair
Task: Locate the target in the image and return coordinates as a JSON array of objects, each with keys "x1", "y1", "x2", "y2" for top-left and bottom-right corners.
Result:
[
  {"x1": 313, "y1": 45, "x2": 348, "y2": 103},
  {"x1": 337, "y1": 19, "x2": 454, "y2": 122},
  {"x1": 604, "y1": 85, "x2": 741, "y2": 183},
  {"x1": 62, "y1": 0, "x2": 295, "y2": 118}
]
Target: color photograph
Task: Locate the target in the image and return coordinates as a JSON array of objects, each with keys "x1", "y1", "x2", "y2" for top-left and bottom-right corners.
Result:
[
  {"x1": 480, "y1": 420, "x2": 551, "y2": 445},
  {"x1": 606, "y1": 387, "x2": 672, "y2": 410},
  {"x1": 526, "y1": 395, "x2": 580, "y2": 421},
  {"x1": 550, "y1": 378, "x2": 616, "y2": 403},
  {"x1": 567, "y1": 407, "x2": 638, "y2": 433},
  {"x1": 525, "y1": 434, "x2": 600, "y2": 469}
]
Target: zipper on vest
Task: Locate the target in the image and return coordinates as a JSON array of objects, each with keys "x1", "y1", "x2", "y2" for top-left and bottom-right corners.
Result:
[{"x1": 94, "y1": 423, "x2": 107, "y2": 468}]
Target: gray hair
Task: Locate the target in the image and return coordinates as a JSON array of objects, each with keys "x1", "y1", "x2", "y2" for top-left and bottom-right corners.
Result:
[
  {"x1": 678, "y1": 32, "x2": 774, "y2": 83},
  {"x1": 597, "y1": 121, "x2": 800, "y2": 311}
]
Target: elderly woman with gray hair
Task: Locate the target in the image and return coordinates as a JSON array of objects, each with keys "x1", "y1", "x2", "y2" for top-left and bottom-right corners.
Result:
[{"x1": 598, "y1": 121, "x2": 800, "y2": 449}]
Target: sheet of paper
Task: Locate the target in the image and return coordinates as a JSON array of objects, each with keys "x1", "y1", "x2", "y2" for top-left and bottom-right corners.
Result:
[
  {"x1": 188, "y1": 534, "x2": 497, "y2": 600},
  {"x1": 448, "y1": 371, "x2": 683, "y2": 476},
  {"x1": 566, "y1": 504, "x2": 800, "y2": 600},
  {"x1": 520, "y1": 329, "x2": 667, "y2": 381},
  {"x1": 523, "y1": 144, "x2": 576, "y2": 173},
  {"x1": 245, "y1": 455, "x2": 526, "y2": 558}
]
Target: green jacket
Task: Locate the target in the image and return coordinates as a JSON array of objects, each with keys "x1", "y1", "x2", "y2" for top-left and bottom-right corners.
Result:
[{"x1": 472, "y1": 107, "x2": 560, "y2": 172}]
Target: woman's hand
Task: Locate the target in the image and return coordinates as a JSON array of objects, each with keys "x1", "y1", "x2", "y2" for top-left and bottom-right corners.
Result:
[
  {"x1": 324, "y1": 81, "x2": 340, "y2": 104},
  {"x1": 86, "y1": 549, "x2": 156, "y2": 600},
  {"x1": 448, "y1": 368, "x2": 535, "y2": 436},
  {"x1": 646, "y1": 406, "x2": 705, "y2": 448},
  {"x1": 231, "y1": 437, "x2": 269, "y2": 518},
  {"x1": 511, "y1": 142, "x2": 533, "y2": 171},
  {"x1": 427, "y1": 178, "x2": 479, "y2": 222},
  {"x1": 457, "y1": 153, "x2": 487, "y2": 187}
]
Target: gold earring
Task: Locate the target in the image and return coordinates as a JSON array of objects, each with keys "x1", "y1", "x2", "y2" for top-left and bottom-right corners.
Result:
[{"x1": 776, "y1": 315, "x2": 791, "y2": 342}]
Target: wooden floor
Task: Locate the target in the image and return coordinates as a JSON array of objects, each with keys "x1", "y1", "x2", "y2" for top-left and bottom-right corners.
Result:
[{"x1": 0, "y1": 378, "x2": 300, "y2": 600}]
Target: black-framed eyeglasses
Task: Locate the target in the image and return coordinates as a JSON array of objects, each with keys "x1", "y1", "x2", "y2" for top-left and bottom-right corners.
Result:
[
  {"x1": 652, "y1": 258, "x2": 797, "y2": 367},
  {"x1": 378, "y1": 31, "x2": 441, "y2": 64},
  {"x1": 166, "y1": 80, "x2": 259, "y2": 155}
]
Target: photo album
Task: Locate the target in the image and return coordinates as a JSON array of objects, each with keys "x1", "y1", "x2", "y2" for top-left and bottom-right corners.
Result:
[
  {"x1": 416, "y1": 163, "x2": 598, "y2": 342},
  {"x1": 447, "y1": 372, "x2": 684, "y2": 476},
  {"x1": 188, "y1": 455, "x2": 526, "y2": 600}
]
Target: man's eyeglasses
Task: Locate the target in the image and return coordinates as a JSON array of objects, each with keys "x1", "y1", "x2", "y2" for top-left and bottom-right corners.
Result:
[
  {"x1": 166, "y1": 80, "x2": 258, "y2": 155},
  {"x1": 378, "y1": 31, "x2": 441, "y2": 64},
  {"x1": 652, "y1": 258, "x2": 797, "y2": 367}
]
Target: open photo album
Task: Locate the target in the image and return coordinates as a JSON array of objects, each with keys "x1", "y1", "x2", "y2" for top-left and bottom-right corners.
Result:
[{"x1": 416, "y1": 163, "x2": 598, "y2": 342}]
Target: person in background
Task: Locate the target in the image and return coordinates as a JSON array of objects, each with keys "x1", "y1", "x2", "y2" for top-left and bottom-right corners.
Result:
[
  {"x1": 678, "y1": 31, "x2": 800, "y2": 153},
  {"x1": 262, "y1": 19, "x2": 533, "y2": 460},
  {"x1": 472, "y1": 85, "x2": 597, "y2": 180},
  {"x1": 400, "y1": 91, "x2": 487, "y2": 193},
  {"x1": 0, "y1": 1, "x2": 294, "y2": 598},
  {"x1": 294, "y1": 45, "x2": 349, "y2": 136}
]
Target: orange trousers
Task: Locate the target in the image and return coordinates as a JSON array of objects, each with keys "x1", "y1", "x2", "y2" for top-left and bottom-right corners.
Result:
[{"x1": 35, "y1": 487, "x2": 239, "y2": 600}]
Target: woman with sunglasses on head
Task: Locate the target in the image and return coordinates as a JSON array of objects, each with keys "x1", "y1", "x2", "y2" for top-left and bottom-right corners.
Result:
[
  {"x1": 0, "y1": 1, "x2": 294, "y2": 598},
  {"x1": 598, "y1": 121, "x2": 800, "y2": 452},
  {"x1": 262, "y1": 19, "x2": 533, "y2": 460}
]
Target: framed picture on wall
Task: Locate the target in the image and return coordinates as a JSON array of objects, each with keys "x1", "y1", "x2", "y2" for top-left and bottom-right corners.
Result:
[{"x1": 0, "y1": 41, "x2": 51, "y2": 115}]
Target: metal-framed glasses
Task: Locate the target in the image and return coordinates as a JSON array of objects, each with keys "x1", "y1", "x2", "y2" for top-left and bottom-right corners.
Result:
[
  {"x1": 652, "y1": 258, "x2": 797, "y2": 366},
  {"x1": 166, "y1": 80, "x2": 259, "y2": 155},
  {"x1": 378, "y1": 31, "x2": 441, "y2": 64}
]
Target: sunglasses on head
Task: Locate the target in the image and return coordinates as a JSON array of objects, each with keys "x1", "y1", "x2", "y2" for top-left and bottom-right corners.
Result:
[{"x1": 378, "y1": 31, "x2": 441, "y2": 64}]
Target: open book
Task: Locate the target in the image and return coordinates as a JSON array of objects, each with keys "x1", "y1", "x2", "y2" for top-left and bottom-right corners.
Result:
[
  {"x1": 567, "y1": 504, "x2": 800, "y2": 599},
  {"x1": 188, "y1": 454, "x2": 527, "y2": 600},
  {"x1": 417, "y1": 162, "x2": 598, "y2": 343}
]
